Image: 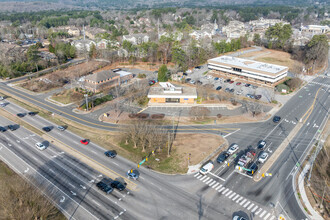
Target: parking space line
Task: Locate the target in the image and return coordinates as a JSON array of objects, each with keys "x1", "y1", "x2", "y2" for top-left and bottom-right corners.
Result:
[
  {"x1": 247, "y1": 203, "x2": 254, "y2": 210},
  {"x1": 228, "y1": 192, "x2": 236, "y2": 199}
]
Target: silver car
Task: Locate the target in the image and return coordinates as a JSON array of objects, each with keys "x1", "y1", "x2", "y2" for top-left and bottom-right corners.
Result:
[{"x1": 258, "y1": 151, "x2": 269, "y2": 163}]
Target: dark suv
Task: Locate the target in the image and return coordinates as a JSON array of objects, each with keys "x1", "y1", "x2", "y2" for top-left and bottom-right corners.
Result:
[
  {"x1": 273, "y1": 116, "x2": 281, "y2": 123},
  {"x1": 8, "y1": 125, "x2": 17, "y2": 131},
  {"x1": 0, "y1": 126, "x2": 6, "y2": 132},
  {"x1": 111, "y1": 180, "x2": 127, "y2": 191},
  {"x1": 216, "y1": 152, "x2": 229, "y2": 163},
  {"x1": 96, "y1": 181, "x2": 113, "y2": 194},
  {"x1": 246, "y1": 163, "x2": 258, "y2": 176}
]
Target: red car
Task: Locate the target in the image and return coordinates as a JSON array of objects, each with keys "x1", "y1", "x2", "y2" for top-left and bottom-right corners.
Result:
[
  {"x1": 229, "y1": 80, "x2": 234, "y2": 84},
  {"x1": 236, "y1": 82, "x2": 241, "y2": 86},
  {"x1": 80, "y1": 139, "x2": 90, "y2": 145}
]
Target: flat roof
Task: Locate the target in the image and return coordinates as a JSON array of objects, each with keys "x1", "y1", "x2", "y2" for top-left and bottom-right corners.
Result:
[
  {"x1": 208, "y1": 55, "x2": 288, "y2": 75},
  {"x1": 148, "y1": 86, "x2": 197, "y2": 98},
  {"x1": 116, "y1": 70, "x2": 132, "y2": 77}
]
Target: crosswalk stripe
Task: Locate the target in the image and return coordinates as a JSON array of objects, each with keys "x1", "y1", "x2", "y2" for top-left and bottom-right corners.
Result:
[
  {"x1": 199, "y1": 175, "x2": 207, "y2": 180},
  {"x1": 205, "y1": 179, "x2": 213, "y2": 184},
  {"x1": 215, "y1": 185, "x2": 222, "y2": 190},
  {"x1": 225, "y1": 190, "x2": 232, "y2": 197},
  {"x1": 251, "y1": 206, "x2": 258, "y2": 212},
  {"x1": 239, "y1": 198, "x2": 247, "y2": 206},
  {"x1": 236, "y1": 197, "x2": 243, "y2": 203},
  {"x1": 247, "y1": 203, "x2": 254, "y2": 210},
  {"x1": 222, "y1": 188, "x2": 229, "y2": 194},
  {"x1": 269, "y1": 216, "x2": 275, "y2": 220},
  {"x1": 209, "y1": 181, "x2": 216, "y2": 186},
  {"x1": 264, "y1": 213, "x2": 271, "y2": 220},
  {"x1": 203, "y1": 177, "x2": 210, "y2": 182},
  {"x1": 243, "y1": 201, "x2": 250, "y2": 208},
  {"x1": 232, "y1": 194, "x2": 240, "y2": 201},
  {"x1": 212, "y1": 183, "x2": 220, "y2": 188},
  {"x1": 228, "y1": 192, "x2": 236, "y2": 199},
  {"x1": 259, "y1": 210, "x2": 267, "y2": 218},
  {"x1": 194, "y1": 173, "x2": 200, "y2": 177},
  {"x1": 197, "y1": 174, "x2": 203, "y2": 179},
  {"x1": 255, "y1": 208, "x2": 262, "y2": 215},
  {"x1": 218, "y1": 187, "x2": 225, "y2": 193}
]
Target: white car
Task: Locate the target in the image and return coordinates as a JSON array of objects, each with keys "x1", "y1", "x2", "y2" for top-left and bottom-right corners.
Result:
[
  {"x1": 0, "y1": 102, "x2": 5, "y2": 107},
  {"x1": 199, "y1": 161, "x2": 214, "y2": 175},
  {"x1": 0, "y1": 96, "x2": 4, "y2": 100},
  {"x1": 35, "y1": 142, "x2": 46, "y2": 150},
  {"x1": 227, "y1": 144, "x2": 239, "y2": 154},
  {"x1": 206, "y1": 75, "x2": 213, "y2": 80},
  {"x1": 236, "y1": 90, "x2": 243, "y2": 95},
  {"x1": 258, "y1": 152, "x2": 269, "y2": 163},
  {"x1": 190, "y1": 80, "x2": 196, "y2": 84}
]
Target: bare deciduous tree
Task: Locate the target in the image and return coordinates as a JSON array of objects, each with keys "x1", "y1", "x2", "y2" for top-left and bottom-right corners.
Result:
[{"x1": 189, "y1": 106, "x2": 211, "y2": 120}]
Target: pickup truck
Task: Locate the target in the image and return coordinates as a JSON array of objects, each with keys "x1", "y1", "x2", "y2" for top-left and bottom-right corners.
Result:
[{"x1": 235, "y1": 150, "x2": 256, "y2": 172}]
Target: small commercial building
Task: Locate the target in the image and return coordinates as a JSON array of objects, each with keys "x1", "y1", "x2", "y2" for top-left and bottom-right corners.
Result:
[
  {"x1": 148, "y1": 82, "x2": 197, "y2": 104},
  {"x1": 207, "y1": 56, "x2": 288, "y2": 85}
]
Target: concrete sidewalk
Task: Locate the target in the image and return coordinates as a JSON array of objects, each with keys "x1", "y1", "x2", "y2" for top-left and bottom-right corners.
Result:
[{"x1": 298, "y1": 163, "x2": 324, "y2": 220}]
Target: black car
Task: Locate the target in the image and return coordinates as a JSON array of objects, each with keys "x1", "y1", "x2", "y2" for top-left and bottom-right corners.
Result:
[
  {"x1": 28, "y1": 112, "x2": 37, "y2": 116},
  {"x1": 183, "y1": 72, "x2": 188, "y2": 76},
  {"x1": 0, "y1": 126, "x2": 6, "y2": 132},
  {"x1": 16, "y1": 113, "x2": 25, "y2": 118},
  {"x1": 42, "y1": 127, "x2": 51, "y2": 132},
  {"x1": 246, "y1": 163, "x2": 258, "y2": 176},
  {"x1": 111, "y1": 180, "x2": 127, "y2": 191},
  {"x1": 224, "y1": 79, "x2": 231, "y2": 83},
  {"x1": 96, "y1": 181, "x2": 113, "y2": 194},
  {"x1": 273, "y1": 116, "x2": 281, "y2": 123},
  {"x1": 255, "y1": 95, "x2": 262, "y2": 100},
  {"x1": 216, "y1": 152, "x2": 229, "y2": 163},
  {"x1": 216, "y1": 86, "x2": 222, "y2": 91},
  {"x1": 194, "y1": 66, "x2": 202, "y2": 70},
  {"x1": 225, "y1": 88, "x2": 230, "y2": 92},
  {"x1": 104, "y1": 150, "x2": 117, "y2": 158},
  {"x1": 185, "y1": 78, "x2": 191, "y2": 82},
  {"x1": 229, "y1": 88, "x2": 235, "y2": 93},
  {"x1": 245, "y1": 83, "x2": 251, "y2": 87},
  {"x1": 257, "y1": 140, "x2": 267, "y2": 149},
  {"x1": 8, "y1": 125, "x2": 17, "y2": 131}
]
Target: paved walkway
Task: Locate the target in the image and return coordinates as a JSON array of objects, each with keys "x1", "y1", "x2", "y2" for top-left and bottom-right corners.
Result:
[{"x1": 298, "y1": 163, "x2": 324, "y2": 220}]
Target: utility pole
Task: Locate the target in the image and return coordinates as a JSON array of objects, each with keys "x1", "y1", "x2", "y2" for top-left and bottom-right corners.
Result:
[
  {"x1": 84, "y1": 94, "x2": 88, "y2": 111},
  {"x1": 308, "y1": 134, "x2": 323, "y2": 183}
]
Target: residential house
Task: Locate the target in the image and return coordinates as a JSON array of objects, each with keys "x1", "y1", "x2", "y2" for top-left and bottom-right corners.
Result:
[
  {"x1": 300, "y1": 25, "x2": 330, "y2": 37},
  {"x1": 189, "y1": 30, "x2": 212, "y2": 41},
  {"x1": 122, "y1": 33, "x2": 149, "y2": 45},
  {"x1": 249, "y1": 18, "x2": 289, "y2": 28},
  {"x1": 85, "y1": 27, "x2": 107, "y2": 40},
  {"x1": 71, "y1": 39, "x2": 96, "y2": 51},
  {"x1": 84, "y1": 70, "x2": 121, "y2": 93},
  {"x1": 96, "y1": 39, "x2": 108, "y2": 49},
  {"x1": 68, "y1": 27, "x2": 81, "y2": 37},
  {"x1": 222, "y1": 20, "x2": 247, "y2": 39},
  {"x1": 159, "y1": 31, "x2": 183, "y2": 41}
]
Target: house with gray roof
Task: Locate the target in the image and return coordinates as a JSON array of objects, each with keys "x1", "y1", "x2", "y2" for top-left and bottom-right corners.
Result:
[{"x1": 84, "y1": 70, "x2": 120, "y2": 92}]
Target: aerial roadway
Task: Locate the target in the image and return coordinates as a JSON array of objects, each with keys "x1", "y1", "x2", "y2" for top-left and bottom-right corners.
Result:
[{"x1": 0, "y1": 56, "x2": 329, "y2": 219}]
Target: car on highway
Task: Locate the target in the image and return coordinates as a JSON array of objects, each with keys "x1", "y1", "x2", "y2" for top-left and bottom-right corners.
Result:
[
  {"x1": 111, "y1": 180, "x2": 127, "y2": 191},
  {"x1": 35, "y1": 142, "x2": 46, "y2": 151},
  {"x1": 104, "y1": 150, "x2": 117, "y2": 158},
  {"x1": 0, "y1": 126, "x2": 6, "y2": 132},
  {"x1": 216, "y1": 151, "x2": 229, "y2": 163},
  {"x1": 16, "y1": 113, "x2": 25, "y2": 118},
  {"x1": 257, "y1": 140, "x2": 267, "y2": 149},
  {"x1": 236, "y1": 82, "x2": 241, "y2": 86},
  {"x1": 273, "y1": 116, "x2": 281, "y2": 123},
  {"x1": 200, "y1": 161, "x2": 214, "y2": 175},
  {"x1": 57, "y1": 126, "x2": 66, "y2": 131},
  {"x1": 258, "y1": 151, "x2": 269, "y2": 163},
  {"x1": 80, "y1": 139, "x2": 90, "y2": 145},
  {"x1": 227, "y1": 143, "x2": 239, "y2": 154},
  {"x1": 42, "y1": 127, "x2": 51, "y2": 132},
  {"x1": 28, "y1": 112, "x2": 37, "y2": 116},
  {"x1": 8, "y1": 125, "x2": 17, "y2": 131},
  {"x1": 127, "y1": 169, "x2": 140, "y2": 180},
  {"x1": 246, "y1": 163, "x2": 258, "y2": 176},
  {"x1": 216, "y1": 86, "x2": 222, "y2": 91},
  {"x1": 96, "y1": 179, "x2": 114, "y2": 194}
]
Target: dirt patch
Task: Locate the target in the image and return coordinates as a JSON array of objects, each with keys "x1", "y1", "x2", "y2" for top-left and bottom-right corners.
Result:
[
  {"x1": 51, "y1": 89, "x2": 84, "y2": 104},
  {"x1": 20, "y1": 61, "x2": 107, "y2": 93},
  {"x1": 172, "y1": 133, "x2": 224, "y2": 166},
  {"x1": 95, "y1": 61, "x2": 176, "y2": 72}
]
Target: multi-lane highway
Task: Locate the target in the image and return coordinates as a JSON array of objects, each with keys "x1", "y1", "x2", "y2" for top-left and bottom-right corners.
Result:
[{"x1": 0, "y1": 54, "x2": 329, "y2": 219}]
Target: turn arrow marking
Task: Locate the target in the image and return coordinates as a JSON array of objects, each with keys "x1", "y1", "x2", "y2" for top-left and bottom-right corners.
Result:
[{"x1": 60, "y1": 196, "x2": 65, "y2": 203}]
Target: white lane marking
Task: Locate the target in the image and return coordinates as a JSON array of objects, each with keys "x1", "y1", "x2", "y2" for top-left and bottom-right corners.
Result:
[
  {"x1": 239, "y1": 198, "x2": 247, "y2": 205},
  {"x1": 16, "y1": 140, "x2": 20, "y2": 143},
  {"x1": 232, "y1": 194, "x2": 240, "y2": 201},
  {"x1": 264, "y1": 213, "x2": 271, "y2": 220},
  {"x1": 49, "y1": 169, "x2": 54, "y2": 173},
  {"x1": 68, "y1": 183, "x2": 76, "y2": 188},
  {"x1": 202, "y1": 177, "x2": 210, "y2": 183},
  {"x1": 251, "y1": 206, "x2": 259, "y2": 212},
  {"x1": 119, "y1": 211, "x2": 124, "y2": 215},
  {"x1": 222, "y1": 188, "x2": 229, "y2": 194},
  {"x1": 60, "y1": 196, "x2": 65, "y2": 203},
  {"x1": 114, "y1": 216, "x2": 119, "y2": 219},
  {"x1": 243, "y1": 201, "x2": 250, "y2": 208},
  {"x1": 194, "y1": 173, "x2": 200, "y2": 177},
  {"x1": 225, "y1": 190, "x2": 232, "y2": 196},
  {"x1": 24, "y1": 167, "x2": 29, "y2": 173},
  {"x1": 70, "y1": 191, "x2": 76, "y2": 196},
  {"x1": 215, "y1": 185, "x2": 222, "y2": 190},
  {"x1": 112, "y1": 162, "x2": 119, "y2": 166},
  {"x1": 223, "y1": 128, "x2": 241, "y2": 138},
  {"x1": 236, "y1": 197, "x2": 243, "y2": 203},
  {"x1": 209, "y1": 181, "x2": 216, "y2": 187},
  {"x1": 279, "y1": 131, "x2": 282, "y2": 136},
  {"x1": 80, "y1": 185, "x2": 86, "y2": 190},
  {"x1": 218, "y1": 187, "x2": 225, "y2": 193},
  {"x1": 247, "y1": 203, "x2": 254, "y2": 210},
  {"x1": 91, "y1": 150, "x2": 97, "y2": 154},
  {"x1": 228, "y1": 192, "x2": 236, "y2": 199},
  {"x1": 92, "y1": 199, "x2": 101, "y2": 206},
  {"x1": 259, "y1": 210, "x2": 267, "y2": 218},
  {"x1": 199, "y1": 175, "x2": 207, "y2": 181},
  {"x1": 208, "y1": 172, "x2": 226, "y2": 181},
  {"x1": 212, "y1": 182, "x2": 219, "y2": 188}
]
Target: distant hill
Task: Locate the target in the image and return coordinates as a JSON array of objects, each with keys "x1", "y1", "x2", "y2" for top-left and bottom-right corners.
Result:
[{"x1": 0, "y1": 0, "x2": 328, "y2": 12}]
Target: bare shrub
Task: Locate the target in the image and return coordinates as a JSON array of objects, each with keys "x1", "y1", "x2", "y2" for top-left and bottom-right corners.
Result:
[{"x1": 189, "y1": 106, "x2": 211, "y2": 120}]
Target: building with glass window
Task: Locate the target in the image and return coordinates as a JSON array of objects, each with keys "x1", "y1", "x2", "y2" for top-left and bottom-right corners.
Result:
[
  {"x1": 207, "y1": 56, "x2": 288, "y2": 85},
  {"x1": 148, "y1": 82, "x2": 197, "y2": 104}
]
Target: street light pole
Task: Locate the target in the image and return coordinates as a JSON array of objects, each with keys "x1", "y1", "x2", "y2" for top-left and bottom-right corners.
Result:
[{"x1": 84, "y1": 94, "x2": 88, "y2": 111}]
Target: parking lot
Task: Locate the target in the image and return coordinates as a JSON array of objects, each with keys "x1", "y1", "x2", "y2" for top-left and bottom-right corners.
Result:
[{"x1": 184, "y1": 65, "x2": 275, "y2": 103}]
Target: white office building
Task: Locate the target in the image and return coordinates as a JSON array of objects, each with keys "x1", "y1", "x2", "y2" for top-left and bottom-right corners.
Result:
[{"x1": 207, "y1": 56, "x2": 288, "y2": 84}]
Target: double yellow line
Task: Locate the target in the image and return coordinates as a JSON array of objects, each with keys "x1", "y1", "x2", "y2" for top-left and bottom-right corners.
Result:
[{"x1": 301, "y1": 87, "x2": 322, "y2": 124}]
